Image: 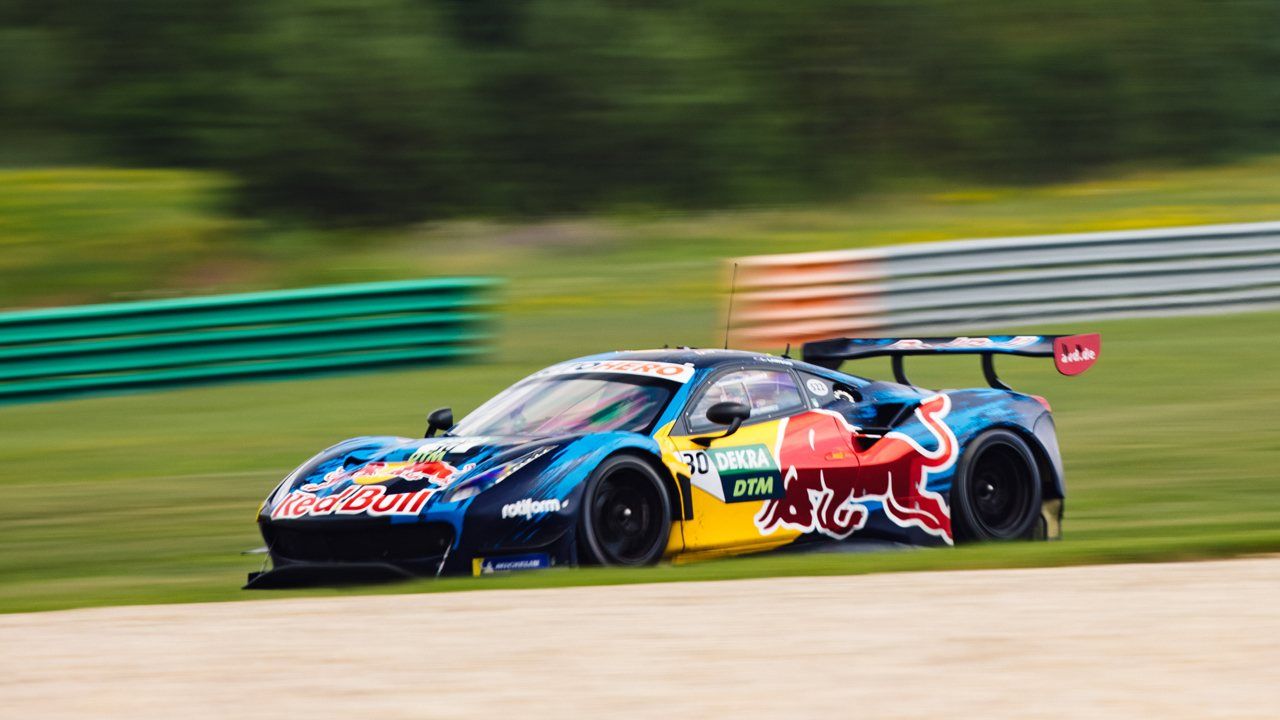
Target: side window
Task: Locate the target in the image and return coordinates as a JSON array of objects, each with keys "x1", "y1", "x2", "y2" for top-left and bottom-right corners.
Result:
[
  {"x1": 799, "y1": 372, "x2": 861, "y2": 408},
  {"x1": 687, "y1": 369, "x2": 805, "y2": 432}
]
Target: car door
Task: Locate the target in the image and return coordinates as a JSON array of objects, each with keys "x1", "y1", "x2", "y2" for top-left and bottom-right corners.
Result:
[{"x1": 663, "y1": 366, "x2": 861, "y2": 555}]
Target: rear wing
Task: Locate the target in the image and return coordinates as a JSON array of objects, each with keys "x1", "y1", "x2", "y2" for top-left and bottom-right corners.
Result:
[{"x1": 801, "y1": 334, "x2": 1100, "y2": 390}]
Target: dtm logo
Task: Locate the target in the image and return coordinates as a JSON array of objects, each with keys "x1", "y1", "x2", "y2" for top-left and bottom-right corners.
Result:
[
  {"x1": 755, "y1": 394, "x2": 959, "y2": 543},
  {"x1": 501, "y1": 497, "x2": 563, "y2": 520}
]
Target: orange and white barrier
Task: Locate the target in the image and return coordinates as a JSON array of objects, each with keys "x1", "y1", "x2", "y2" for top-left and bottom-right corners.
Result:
[{"x1": 728, "y1": 221, "x2": 1280, "y2": 349}]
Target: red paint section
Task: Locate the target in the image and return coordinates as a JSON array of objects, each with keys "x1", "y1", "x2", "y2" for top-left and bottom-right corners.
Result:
[{"x1": 755, "y1": 412, "x2": 866, "y2": 539}]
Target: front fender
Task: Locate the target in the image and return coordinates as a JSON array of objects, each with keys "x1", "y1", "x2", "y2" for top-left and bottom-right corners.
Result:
[
  {"x1": 458, "y1": 432, "x2": 664, "y2": 554},
  {"x1": 260, "y1": 436, "x2": 406, "y2": 518}
]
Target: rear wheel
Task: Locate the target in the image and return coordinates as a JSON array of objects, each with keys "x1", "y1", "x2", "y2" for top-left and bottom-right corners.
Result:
[
  {"x1": 578, "y1": 455, "x2": 672, "y2": 566},
  {"x1": 951, "y1": 430, "x2": 1042, "y2": 542}
]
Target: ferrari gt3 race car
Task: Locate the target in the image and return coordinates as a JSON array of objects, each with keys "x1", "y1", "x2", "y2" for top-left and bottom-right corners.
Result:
[{"x1": 247, "y1": 334, "x2": 1099, "y2": 587}]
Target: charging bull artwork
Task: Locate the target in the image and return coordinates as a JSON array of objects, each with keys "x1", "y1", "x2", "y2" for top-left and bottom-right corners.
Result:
[{"x1": 755, "y1": 394, "x2": 959, "y2": 543}]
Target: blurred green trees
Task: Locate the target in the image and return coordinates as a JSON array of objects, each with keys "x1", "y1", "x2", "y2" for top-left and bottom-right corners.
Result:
[{"x1": 1, "y1": 0, "x2": 1277, "y2": 224}]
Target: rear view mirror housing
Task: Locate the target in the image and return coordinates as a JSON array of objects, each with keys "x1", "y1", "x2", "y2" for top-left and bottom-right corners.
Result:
[
  {"x1": 694, "y1": 401, "x2": 751, "y2": 447},
  {"x1": 425, "y1": 407, "x2": 454, "y2": 438}
]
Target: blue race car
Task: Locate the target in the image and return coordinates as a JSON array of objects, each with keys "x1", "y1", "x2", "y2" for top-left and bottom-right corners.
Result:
[{"x1": 247, "y1": 334, "x2": 1098, "y2": 587}]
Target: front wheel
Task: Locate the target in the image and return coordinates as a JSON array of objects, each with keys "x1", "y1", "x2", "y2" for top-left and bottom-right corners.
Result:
[
  {"x1": 951, "y1": 430, "x2": 1042, "y2": 542},
  {"x1": 578, "y1": 455, "x2": 672, "y2": 566}
]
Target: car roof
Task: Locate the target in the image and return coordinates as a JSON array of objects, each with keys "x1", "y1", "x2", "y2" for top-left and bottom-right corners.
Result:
[{"x1": 574, "y1": 348, "x2": 802, "y2": 370}]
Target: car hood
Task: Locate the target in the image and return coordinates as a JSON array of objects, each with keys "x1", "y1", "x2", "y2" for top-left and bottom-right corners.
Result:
[{"x1": 263, "y1": 434, "x2": 572, "y2": 521}]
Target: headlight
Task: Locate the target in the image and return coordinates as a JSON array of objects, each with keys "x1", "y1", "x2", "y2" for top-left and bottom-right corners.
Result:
[{"x1": 448, "y1": 483, "x2": 483, "y2": 503}]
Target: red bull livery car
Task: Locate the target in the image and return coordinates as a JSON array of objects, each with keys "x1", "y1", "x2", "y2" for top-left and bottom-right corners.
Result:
[{"x1": 248, "y1": 334, "x2": 1099, "y2": 587}]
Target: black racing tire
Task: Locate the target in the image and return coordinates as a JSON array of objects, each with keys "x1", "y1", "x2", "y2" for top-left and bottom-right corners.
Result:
[
  {"x1": 951, "y1": 429, "x2": 1042, "y2": 543},
  {"x1": 578, "y1": 454, "x2": 673, "y2": 567}
]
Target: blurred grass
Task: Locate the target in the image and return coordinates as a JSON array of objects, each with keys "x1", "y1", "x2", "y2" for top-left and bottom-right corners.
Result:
[
  {"x1": 1, "y1": 159, "x2": 1280, "y2": 613},
  {"x1": 5, "y1": 155, "x2": 1280, "y2": 314}
]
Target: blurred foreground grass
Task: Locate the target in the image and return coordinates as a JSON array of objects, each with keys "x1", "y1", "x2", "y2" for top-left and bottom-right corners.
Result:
[{"x1": 1, "y1": 160, "x2": 1279, "y2": 613}]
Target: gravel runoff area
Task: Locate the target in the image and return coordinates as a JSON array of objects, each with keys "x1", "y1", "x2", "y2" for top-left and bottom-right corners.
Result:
[{"x1": 2, "y1": 557, "x2": 1277, "y2": 719}]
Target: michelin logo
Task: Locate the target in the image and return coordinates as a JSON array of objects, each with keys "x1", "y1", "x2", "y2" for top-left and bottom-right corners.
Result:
[
  {"x1": 501, "y1": 497, "x2": 563, "y2": 520},
  {"x1": 473, "y1": 553, "x2": 552, "y2": 576}
]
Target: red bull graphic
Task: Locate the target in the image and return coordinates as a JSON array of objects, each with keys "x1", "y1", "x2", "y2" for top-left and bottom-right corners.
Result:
[
  {"x1": 751, "y1": 411, "x2": 866, "y2": 540},
  {"x1": 300, "y1": 460, "x2": 459, "y2": 492},
  {"x1": 270, "y1": 484, "x2": 435, "y2": 519},
  {"x1": 755, "y1": 394, "x2": 959, "y2": 543}
]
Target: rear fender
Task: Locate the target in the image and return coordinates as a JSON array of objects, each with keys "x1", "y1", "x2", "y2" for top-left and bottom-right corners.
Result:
[{"x1": 932, "y1": 390, "x2": 1064, "y2": 497}]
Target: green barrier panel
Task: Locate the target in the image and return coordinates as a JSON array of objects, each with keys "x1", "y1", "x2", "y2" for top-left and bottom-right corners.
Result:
[{"x1": 0, "y1": 278, "x2": 496, "y2": 403}]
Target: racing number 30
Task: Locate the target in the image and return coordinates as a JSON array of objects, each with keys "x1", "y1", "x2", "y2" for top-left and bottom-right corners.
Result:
[{"x1": 678, "y1": 451, "x2": 711, "y2": 475}]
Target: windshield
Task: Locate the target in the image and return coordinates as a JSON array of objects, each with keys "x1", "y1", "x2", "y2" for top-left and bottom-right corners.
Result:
[{"x1": 450, "y1": 373, "x2": 676, "y2": 436}]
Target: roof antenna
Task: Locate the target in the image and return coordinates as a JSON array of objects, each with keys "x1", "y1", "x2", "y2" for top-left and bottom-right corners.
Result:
[
  {"x1": 782, "y1": 342, "x2": 791, "y2": 359},
  {"x1": 723, "y1": 262, "x2": 739, "y2": 350}
]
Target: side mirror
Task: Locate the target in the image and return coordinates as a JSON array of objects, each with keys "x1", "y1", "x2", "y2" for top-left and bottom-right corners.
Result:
[
  {"x1": 425, "y1": 407, "x2": 454, "y2": 438},
  {"x1": 694, "y1": 401, "x2": 751, "y2": 447}
]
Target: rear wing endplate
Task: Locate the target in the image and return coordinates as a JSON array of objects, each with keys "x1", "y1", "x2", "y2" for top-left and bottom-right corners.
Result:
[{"x1": 801, "y1": 334, "x2": 1100, "y2": 390}]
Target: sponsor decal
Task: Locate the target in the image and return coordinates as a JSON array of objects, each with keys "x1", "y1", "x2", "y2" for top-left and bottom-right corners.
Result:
[
  {"x1": 1053, "y1": 333, "x2": 1100, "y2": 376},
  {"x1": 302, "y1": 459, "x2": 458, "y2": 490},
  {"x1": 472, "y1": 553, "x2": 552, "y2": 576},
  {"x1": 755, "y1": 394, "x2": 958, "y2": 543},
  {"x1": 805, "y1": 378, "x2": 830, "y2": 396},
  {"x1": 411, "y1": 446, "x2": 449, "y2": 463},
  {"x1": 351, "y1": 460, "x2": 457, "y2": 486},
  {"x1": 494, "y1": 446, "x2": 555, "y2": 484},
  {"x1": 533, "y1": 359, "x2": 695, "y2": 384},
  {"x1": 409, "y1": 437, "x2": 491, "y2": 461},
  {"x1": 501, "y1": 497, "x2": 564, "y2": 519},
  {"x1": 271, "y1": 485, "x2": 435, "y2": 520},
  {"x1": 677, "y1": 443, "x2": 784, "y2": 503},
  {"x1": 887, "y1": 336, "x2": 1039, "y2": 351}
]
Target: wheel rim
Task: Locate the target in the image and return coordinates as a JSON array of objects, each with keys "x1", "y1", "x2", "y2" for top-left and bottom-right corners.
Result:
[
  {"x1": 968, "y1": 443, "x2": 1033, "y2": 537},
  {"x1": 590, "y1": 470, "x2": 664, "y2": 564}
]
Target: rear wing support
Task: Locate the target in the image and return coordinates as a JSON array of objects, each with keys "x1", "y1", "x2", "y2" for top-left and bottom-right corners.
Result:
[
  {"x1": 981, "y1": 353, "x2": 1011, "y2": 391},
  {"x1": 803, "y1": 334, "x2": 1100, "y2": 389}
]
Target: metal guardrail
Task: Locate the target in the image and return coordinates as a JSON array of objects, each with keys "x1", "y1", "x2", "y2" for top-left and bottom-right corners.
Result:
[
  {"x1": 730, "y1": 221, "x2": 1280, "y2": 347},
  {"x1": 0, "y1": 277, "x2": 496, "y2": 403}
]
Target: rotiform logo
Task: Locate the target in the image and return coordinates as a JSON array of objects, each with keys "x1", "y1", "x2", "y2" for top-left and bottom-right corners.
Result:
[{"x1": 501, "y1": 498, "x2": 563, "y2": 520}]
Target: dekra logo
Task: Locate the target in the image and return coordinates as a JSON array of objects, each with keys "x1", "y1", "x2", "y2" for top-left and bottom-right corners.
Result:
[{"x1": 710, "y1": 446, "x2": 775, "y2": 472}]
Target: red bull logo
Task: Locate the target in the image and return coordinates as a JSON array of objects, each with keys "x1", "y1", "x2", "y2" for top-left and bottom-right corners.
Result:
[
  {"x1": 347, "y1": 460, "x2": 458, "y2": 485},
  {"x1": 754, "y1": 394, "x2": 958, "y2": 543},
  {"x1": 270, "y1": 484, "x2": 435, "y2": 519},
  {"x1": 301, "y1": 460, "x2": 458, "y2": 492}
]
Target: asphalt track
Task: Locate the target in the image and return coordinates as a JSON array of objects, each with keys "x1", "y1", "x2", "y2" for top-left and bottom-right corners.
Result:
[{"x1": 2, "y1": 557, "x2": 1277, "y2": 719}]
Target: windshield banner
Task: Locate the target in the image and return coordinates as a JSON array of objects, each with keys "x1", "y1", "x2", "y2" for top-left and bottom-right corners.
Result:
[{"x1": 533, "y1": 359, "x2": 696, "y2": 384}]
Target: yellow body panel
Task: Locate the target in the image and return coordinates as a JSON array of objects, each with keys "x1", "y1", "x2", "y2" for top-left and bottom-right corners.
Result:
[{"x1": 654, "y1": 419, "x2": 803, "y2": 559}]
